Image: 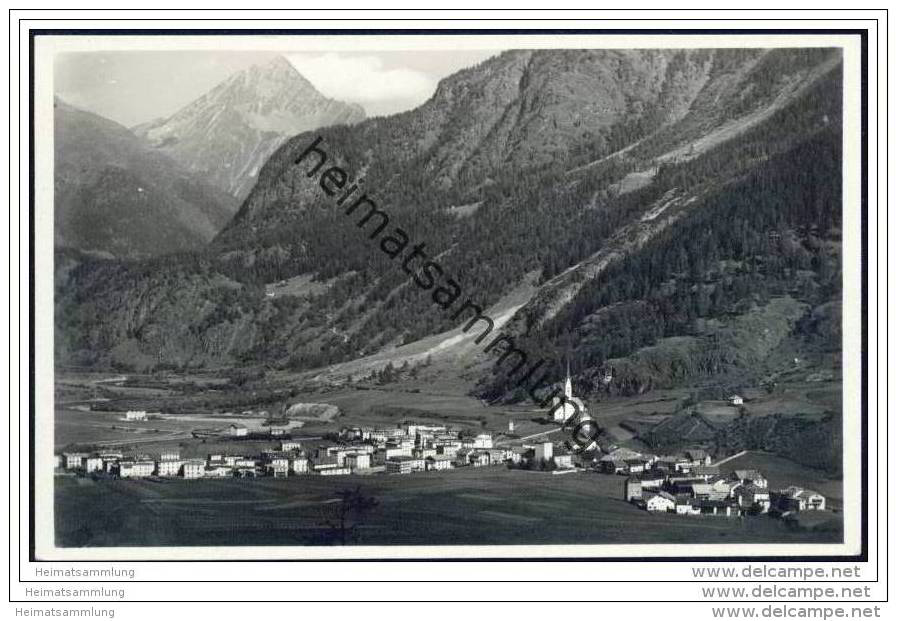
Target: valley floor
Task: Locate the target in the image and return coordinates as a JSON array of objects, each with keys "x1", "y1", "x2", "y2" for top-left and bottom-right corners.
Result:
[
  {"x1": 51, "y1": 369, "x2": 844, "y2": 551},
  {"x1": 54, "y1": 467, "x2": 841, "y2": 549}
]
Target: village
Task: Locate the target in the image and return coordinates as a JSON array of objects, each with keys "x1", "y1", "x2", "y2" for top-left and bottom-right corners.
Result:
[{"x1": 56, "y1": 411, "x2": 828, "y2": 522}]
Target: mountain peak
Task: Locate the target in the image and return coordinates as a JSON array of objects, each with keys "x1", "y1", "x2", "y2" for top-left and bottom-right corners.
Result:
[
  {"x1": 237, "y1": 55, "x2": 316, "y2": 93},
  {"x1": 132, "y1": 56, "x2": 364, "y2": 198},
  {"x1": 260, "y1": 55, "x2": 298, "y2": 74}
]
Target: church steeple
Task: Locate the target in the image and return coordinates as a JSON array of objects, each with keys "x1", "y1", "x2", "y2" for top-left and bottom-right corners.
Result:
[{"x1": 564, "y1": 360, "x2": 573, "y2": 400}]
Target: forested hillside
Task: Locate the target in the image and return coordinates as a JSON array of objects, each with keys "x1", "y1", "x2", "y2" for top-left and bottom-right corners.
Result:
[
  {"x1": 55, "y1": 47, "x2": 843, "y2": 408},
  {"x1": 54, "y1": 99, "x2": 238, "y2": 258}
]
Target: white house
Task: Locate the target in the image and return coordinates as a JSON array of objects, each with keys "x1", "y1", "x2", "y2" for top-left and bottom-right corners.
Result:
[
  {"x1": 318, "y1": 467, "x2": 351, "y2": 476},
  {"x1": 387, "y1": 457, "x2": 424, "y2": 474},
  {"x1": 182, "y1": 462, "x2": 205, "y2": 479},
  {"x1": 155, "y1": 460, "x2": 184, "y2": 477},
  {"x1": 159, "y1": 451, "x2": 179, "y2": 461},
  {"x1": 554, "y1": 453, "x2": 574, "y2": 470},
  {"x1": 280, "y1": 441, "x2": 302, "y2": 451},
  {"x1": 675, "y1": 499, "x2": 701, "y2": 515},
  {"x1": 694, "y1": 500, "x2": 743, "y2": 517},
  {"x1": 426, "y1": 455, "x2": 454, "y2": 471},
  {"x1": 799, "y1": 489, "x2": 827, "y2": 511},
  {"x1": 205, "y1": 465, "x2": 233, "y2": 478},
  {"x1": 534, "y1": 442, "x2": 554, "y2": 462},
  {"x1": 84, "y1": 457, "x2": 104, "y2": 473},
  {"x1": 313, "y1": 461, "x2": 342, "y2": 474},
  {"x1": 345, "y1": 453, "x2": 371, "y2": 471},
  {"x1": 118, "y1": 460, "x2": 154, "y2": 478},
  {"x1": 732, "y1": 469, "x2": 768, "y2": 489},
  {"x1": 63, "y1": 452, "x2": 87, "y2": 469},
  {"x1": 228, "y1": 424, "x2": 248, "y2": 437},
  {"x1": 777, "y1": 487, "x2": 826, "y2": 512},
  {"x1": 728, "y1": 395, "x2": 744, "y2": 406},
  {"x1": 291, "y1": 458, "x2": 309, "y2": 474},
  {"x1": 645, "y1": 492, "x2": 676, "y2": 512},
  {"x1": 265, "y1": 460, "x2": 289, "y2": 478},
  {"x1": 473, "y1": 434, "x2": 493, "y2": 449},
  {"x1": 382, "y1": 446, "x2": 412, "y2": 461},
  {"x1": 125, "y1": 410, "x2": 148, "y2": 421}
]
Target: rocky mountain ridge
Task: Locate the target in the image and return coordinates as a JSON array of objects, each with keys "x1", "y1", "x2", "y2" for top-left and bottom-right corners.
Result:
[{"x1": 133, "y1": 56, "x2": 365, "y2": 199}]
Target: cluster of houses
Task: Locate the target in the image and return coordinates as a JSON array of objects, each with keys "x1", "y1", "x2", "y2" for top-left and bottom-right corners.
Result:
[
  {"x1": 56, "y1": 417, "x2": 828, "y2": 520},
  {"x1": 197, "y1": 421, "x2": 293, "y2": 439},
  {"x1": 56, "y1": 418, "x2": 591, "y2": 480},
  {"x1": 340, "y1": 423, "x2": 498, "y2": 472},
  {"x1": 55, "y1": 423, "x2": 509, "y2": 480},
  {"x1": 56, "y1": 448, "x2": 307, "y2": 479},
  {"x1": 611, "y1": 447, "x2": 826, "y2": 517},
  {"x1": 341, "y1": 424, "x2": 584, "y2": 472}
]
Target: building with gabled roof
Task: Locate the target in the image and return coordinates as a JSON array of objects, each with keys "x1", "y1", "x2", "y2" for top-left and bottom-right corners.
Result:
[
  {"x1": 644, "y1": 491, "x2": 676, "y2": 512},
  {"x1": 732, "y1": 469, "x2": 768, "y2": 488},
  {"x1": 773, "y1": 487, "x2": 826, "y2": 512},
  {"x1": 228, "y1": 423, "x2": 248, "y2": 437}
]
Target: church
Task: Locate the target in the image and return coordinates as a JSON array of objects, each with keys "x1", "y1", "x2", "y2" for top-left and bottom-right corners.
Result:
[
  {"x1": 551, "y1": 367, "x2": 599, "y2": 452},
  {"x1": 551, "y1": 367, "x2": 588, "y2": 423}
]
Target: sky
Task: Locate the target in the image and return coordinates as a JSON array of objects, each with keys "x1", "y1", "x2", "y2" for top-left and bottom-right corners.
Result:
[{"x1": 54, "y1": 50, "x2": 501, "y2": 127}]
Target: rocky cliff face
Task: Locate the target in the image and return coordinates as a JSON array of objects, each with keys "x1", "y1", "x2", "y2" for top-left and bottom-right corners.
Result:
[
  {"x1": 132, "y1": 56, "x2": 365, "y2": 199},
  {"x1": 54, "y1": 99, "x2": 237, "y2": 259},
  {"x1": 57, "y1": 48, "x2": 843, "y2": 391}
]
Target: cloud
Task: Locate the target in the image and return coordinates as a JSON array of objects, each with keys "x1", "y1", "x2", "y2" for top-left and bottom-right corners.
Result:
[{"x1": 286, "y1": 53, "x2": 437, "y2": 114}]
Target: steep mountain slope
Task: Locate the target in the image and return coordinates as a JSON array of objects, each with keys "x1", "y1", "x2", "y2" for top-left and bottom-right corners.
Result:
[
  {"x1": 132, "y1": 56, "x2": 365, "y2": 199},
  {"x1": 54, "y1": 99, "x2": 238, "y2": 259},
  {"x1": 56, "y1": 48, "x2": 843, "y2": 397}
]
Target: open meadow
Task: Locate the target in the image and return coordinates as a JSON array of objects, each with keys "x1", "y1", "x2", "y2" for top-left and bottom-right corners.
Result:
[{"x1": 55, "y1": 467, "x2": 841, "y2": 548}]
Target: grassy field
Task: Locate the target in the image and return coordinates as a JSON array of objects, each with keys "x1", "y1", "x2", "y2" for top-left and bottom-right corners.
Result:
[
  {"x1": 55, "y1": 408, "x2": 199, "y2": 447},
  {"x1": 55, "y1": 467, "x2": 841, "y2": 548}
]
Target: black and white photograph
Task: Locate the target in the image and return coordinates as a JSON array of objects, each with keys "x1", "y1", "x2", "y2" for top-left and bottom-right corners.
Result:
[{"x1": 29, "y1": 30, "x2": 867, "y2": 561}]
